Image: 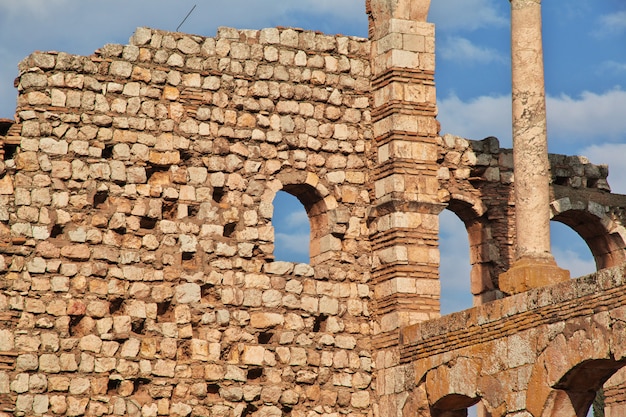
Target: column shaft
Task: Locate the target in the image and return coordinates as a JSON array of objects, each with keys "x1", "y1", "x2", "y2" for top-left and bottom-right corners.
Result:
[
  {"x1": 511, "y1": 0, "x2": 551, "y2": 259},
  {"x1": 500, "y1": 0, "x2": 569, "y2": 294}
]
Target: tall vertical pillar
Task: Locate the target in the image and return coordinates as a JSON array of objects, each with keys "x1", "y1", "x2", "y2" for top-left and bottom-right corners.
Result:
[
  {"x1": 368, "y1": 0, "x2": 441, "y2": 343},
  {"x1": 367, "y1": 2, "x2": 442, "y2": 416},
  {"x1": 499, "y1": 0, "x2": 569, "y2": 294}
]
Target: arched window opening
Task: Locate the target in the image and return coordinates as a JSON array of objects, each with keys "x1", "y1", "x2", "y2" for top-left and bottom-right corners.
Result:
[
  {"x1": 272, "y1": 190, "x2": 311, "y2": 264},
  {"x1": 550, "y1": 220, "x2": 596, "y2": 277},
  {"x1": 431, "y1": 394, "x2": 482, "y2": 417},
  {"x1": 439, "y1": 209, "x2": 472, "y2": 315},
  {"x1": 548, "y1": 359, "x2": 625, "y2": 417},
  {"x1": 551, "y1": 206, "x2": 626, "y2": 271}
]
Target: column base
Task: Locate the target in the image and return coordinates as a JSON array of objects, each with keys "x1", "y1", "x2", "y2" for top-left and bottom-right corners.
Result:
[{"x1": 499, "y1": 256, "x2": 570, "y2": 295}]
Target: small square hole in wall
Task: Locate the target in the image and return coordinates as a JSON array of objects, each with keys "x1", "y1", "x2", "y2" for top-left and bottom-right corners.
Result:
[
  {"x1": 3, "y1": 144, "x2": 18, "y2": 160},
  {"x1": 212, "y1": 187, "x2": 225, "y2": 203},
  {"x1": 69, "y1": 316, "x2": 89, "y2": 337},
  {"x1": 258, "y1": 331, "x2": 273, "y2": 344},
  {"x1": 107, "y1": 379, "x2": 122, "y2": 395},
  {"x1": 182, "y1": 252, "x2": 197, "y2": 270},
  {"x1": 313, "y1": 314, "x2": 327, "y2": 332},
  {"x1": 201, "y1": 284, "x2": 219, "y2": 303},
  {"x1": 156, "y1": 300, "x2": 172, "y2": 321},
  {"x1": 554, "y1": 176, "x2": 568, "y2": 186},
  {"x1": 188, "y1": 204, "x2": 199, "y2": 217},
  {"x1": 162, "y1": 201, "x2": 177, "y2": 220},
  {"x1": 207, "y1": 384, "x2": 220, "y2": 396},
  {"x1": 93, "y1": 190, "x2": 109, "y2": 208},
  {"x1": 139, "y1": 217, "x2": 157, "y2": 229},
  {"x1": 247, "y1": 367, "x2": 263, "y2": 380},
  {"x1": 131, "y1": 318, "x2": 145, "y2": 335},
  {"x1": 180, "y1": 150, "x2": 193, "y2": 161},
  {"x1": 241, "y1": 404, "x2": 258, "y2": 417},
  {"x1": 132, "y1": 378, "x2": 150, "y2": 395},
  {"x1": 177, "y1": 340, "x2": 191, "y2": 360},
  {"x1": 146, "y1": 165, "x2": 168, "y2": 181},
  {"x1": 102, "y1": 145, "x2": 114, "y2": 159},
  {"x1": 223, "y1": 222, "x2": 236, "y2": 237},
  {"x1": 50, "y1": 224, "x2": 64, "y2": 238},
  {"x1": 109, "y1": 297, "x2": 124, "y2": 314}
]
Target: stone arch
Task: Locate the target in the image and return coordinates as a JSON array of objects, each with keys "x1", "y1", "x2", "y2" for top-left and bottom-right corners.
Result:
[
  {"x1": 527, "y1": 310, "x2": 626, "y2": 417},
  {"x1": 540, "y1": 359, "x2": 626, "y2": 417},
  {"x1": 550, "y1": 197, "x2": 626, "y2": 270},
  {"x1": 401, "y1": 384, "x2": 433, "y2": 417},
  {"x1": 443, "y1": 194, "x2": 498, "y2": 304},
  {"x1": 422, "y1": 357, "x2": 482, "y2": 415},
  {"x1": 274, "y1": 170, "x2": 339, "y2": 264}
]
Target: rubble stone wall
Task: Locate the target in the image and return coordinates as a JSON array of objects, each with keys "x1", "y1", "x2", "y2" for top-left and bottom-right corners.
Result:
[{"x1": 0, "y1": 26, "x2": 377, "y2": 417}]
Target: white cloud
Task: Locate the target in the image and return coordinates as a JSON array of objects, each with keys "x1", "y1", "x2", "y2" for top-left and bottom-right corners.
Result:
[
  {"x1": 552, "y1": 247, "x2": 596, "y2": 278},
  {"x1": 578, "y1": 143, "x2": 626, "y2": 195},
  {"x1": 275, "y1": 232, "x2": 310, "y2": 256},
  {"x1": 438, "y1": 93, "x2": 512, "y2": 146},
  {"x1": 599, "y1": 60, "x2": 626, "y2": 74},
  {"x1": 593, "y1": 10, "x2": 626, "y2": 37},
  {"x1": 429, "y1": 0, "x2": 507, "y2": 31},
  {"x1": 546, "y1": 89, "x2": 626, "y2": 144},
  {"x1": 438, "y1": 89, "x2": 626, "y2": 151},
  {"x1": 285, "y1": 210, "x2": 310, "y2": 229},
  {"x1": 287, "y1": 0, "x2": 365, "y2": 19},
  {"x1": 440, "y1": 36, "x2": 507, "y2": 64},
  {"x1": 0, "y1": 0, "x2": 69, "y2": 19}
]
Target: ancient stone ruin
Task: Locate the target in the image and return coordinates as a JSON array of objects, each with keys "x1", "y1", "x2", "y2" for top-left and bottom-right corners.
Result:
[{"x1": 1, "y1": 0, "x2": 626, "y2": 416}]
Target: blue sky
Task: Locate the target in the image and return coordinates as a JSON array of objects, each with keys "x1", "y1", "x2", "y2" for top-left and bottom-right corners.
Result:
[{"x1": 1, "y1": 0, "x2": 625, "y2": 315}]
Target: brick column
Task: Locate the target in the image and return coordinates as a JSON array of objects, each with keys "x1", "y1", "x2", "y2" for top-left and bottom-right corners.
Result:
[
  {"x1": 368, "y1": 0, "x2": 441, "y2": 343},
  {"x1": 499, "y1": 0, "x2": 569, "y2": 294},
  {"x1": 367, "y1": 3, "x2": 441, "y2": 413}
]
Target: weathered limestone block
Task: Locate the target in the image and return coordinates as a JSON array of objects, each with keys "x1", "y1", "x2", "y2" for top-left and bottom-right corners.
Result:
[
  {"x1": 250, "y1": 312, "x2": 284, "y2": 329},
  {"x1": 60, "y1": 244, "x2": 90, "y2": 261},
  {"x1": 175, "y1": 283, "x2": 201, "y2": 304},
  {"x1": 79, "y1": 334, "x2": 103, "y2": 353},
  {"x1": 110, "y1": 61, "x2": 133, "y2": 78}
]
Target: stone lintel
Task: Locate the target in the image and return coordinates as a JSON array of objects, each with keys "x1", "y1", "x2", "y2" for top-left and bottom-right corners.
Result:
[{"x1": 499, "y1": 256, "x2": 570, "y2": 295}]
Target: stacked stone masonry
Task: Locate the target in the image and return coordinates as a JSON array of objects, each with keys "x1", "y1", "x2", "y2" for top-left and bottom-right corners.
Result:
[
  {"x1": 0, "y1": 6, "x2": 625, "y2": 417},
  {"x1": 1, "y1": 26, "x2": 376, "y2": 417}
]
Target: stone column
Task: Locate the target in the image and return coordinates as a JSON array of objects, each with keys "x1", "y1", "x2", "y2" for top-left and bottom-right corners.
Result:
[
  {"x1": 368, "y1": 0, "x2": 440, "y2": 337},
  {"x1": 367, "y1": 1, "x2": 441, "y2": 416},
  {"x1": 499, "y1": 0, "x2": 569, "y2": 294}
]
